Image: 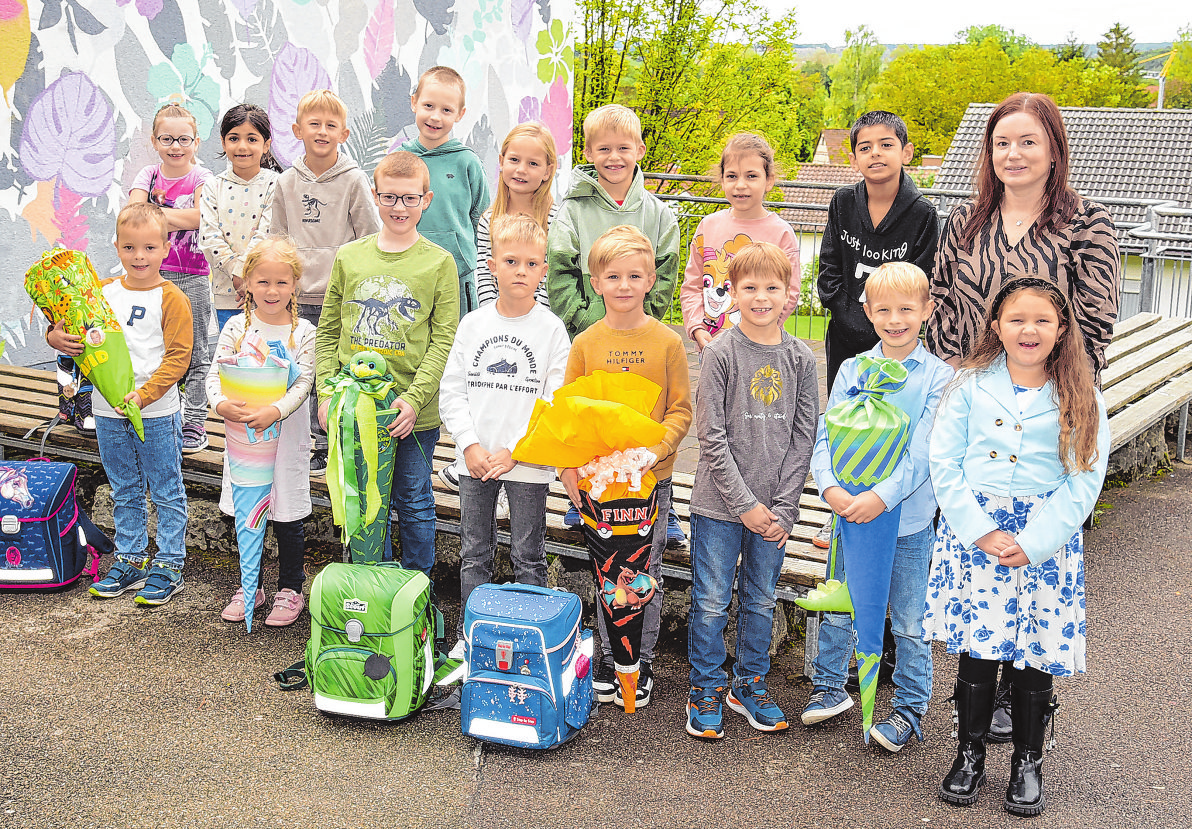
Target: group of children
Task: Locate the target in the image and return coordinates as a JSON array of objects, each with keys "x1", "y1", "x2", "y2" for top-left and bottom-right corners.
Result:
[{"x1": 44, "y1": 71, "x2": 1109, "y2": 816}]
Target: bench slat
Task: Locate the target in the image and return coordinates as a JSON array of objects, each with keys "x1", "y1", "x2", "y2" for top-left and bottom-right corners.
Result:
[{"x1": 1100, "y1": 326, "x2": 1192, "y2": 390}]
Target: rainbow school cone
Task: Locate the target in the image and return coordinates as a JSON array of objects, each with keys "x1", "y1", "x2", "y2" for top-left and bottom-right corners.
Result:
[
  {"x1": 219, "y1": 356, "x2": 290, "y2": 631},
  {"x1": 824, "y1": 356, "x2": 910, "y2": 741}
]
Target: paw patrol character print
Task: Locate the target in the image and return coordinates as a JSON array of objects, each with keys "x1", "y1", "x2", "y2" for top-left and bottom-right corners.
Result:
[
  {"x1": 699, "y1": 233, "x2": 753, "y2": 335},
  {"x1": 750, "y1": 364, "x2": 782, "y2": 406}
]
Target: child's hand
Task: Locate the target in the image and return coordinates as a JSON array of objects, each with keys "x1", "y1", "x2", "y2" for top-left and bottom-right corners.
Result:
[
  {"x1": 123, "y1": 390, "x2": 143, "y2": 409},
  {"x1": 740, "y1": 503, "x2": 778, "y2": 537},
  {"x1": 216, "y1": 399, "x2": 252, "y2": 423},
  {"x1": 463, "y1": 444, "x2": 492, "y2": 479},
  {"x1": 998, "y1": 545, "x2": 1030, "y2": 568},
  {"x1": 821, "y1": 486, "x2": 853, "y2": 515},
  {"x1": 840, "y1": 491, "x2": 887, "y2": 524},
  {"x1": 244, "y1": 405, "x2": 281, "y2": 431},
  {"x1": 693, "y1": 329, "x2": 713, "y2": 352},
  {"x1": 317, "y1": 399, "x2": 330, "y2": 430},
  {"x1": 560, "y1": 467, "x2": 581, "y2": 508},
  {"x1": 387, "y1": 397, "x2": 417, "y2": 439},
  {"x1": 47, "y1": 320, "x2": 84, "y2": 356},
  {"x1": 483, "y1": 449, "x2": 515, "y2": 481},
  {"x1": 975, "y1": 529, "x2": 1018, "y2": 558}
]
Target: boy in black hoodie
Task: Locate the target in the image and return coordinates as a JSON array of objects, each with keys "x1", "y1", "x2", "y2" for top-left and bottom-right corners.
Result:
[
  {"x1": 818, "y1": 112, "x2": 940, "y2": 391},
  {"x1": 813, "y1": 111, "x2": 939, "y2": 551}
]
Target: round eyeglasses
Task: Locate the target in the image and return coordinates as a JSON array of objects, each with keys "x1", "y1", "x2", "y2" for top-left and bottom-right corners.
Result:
[
  {"x1": 375, "y1": 192, "x2": 427, "y2": 208},
  {"x1": 155, "y1": 135, "x2": 195, "y2": 147}
]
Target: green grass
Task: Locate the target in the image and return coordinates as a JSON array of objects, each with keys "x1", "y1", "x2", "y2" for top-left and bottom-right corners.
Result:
[{"x1": 785, "y1": 312, "x2": 827, "y2": 341}]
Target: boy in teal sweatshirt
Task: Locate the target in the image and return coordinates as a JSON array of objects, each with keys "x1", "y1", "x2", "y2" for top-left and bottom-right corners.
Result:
[{"x1": 400, "y1": 65, "x2": 489, "y2": 319}]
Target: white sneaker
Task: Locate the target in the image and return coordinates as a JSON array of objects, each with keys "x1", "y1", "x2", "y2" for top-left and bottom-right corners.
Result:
[
  {"x1": 449, "y1": 639, "x2": 467, "y2": 660},
  {"x1": 495, "y1": 486, "x2": 510, "y2": 521}
]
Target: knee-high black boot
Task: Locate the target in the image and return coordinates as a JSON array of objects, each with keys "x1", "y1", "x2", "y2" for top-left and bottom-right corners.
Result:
[
  {"x1": 1003, "y1": 680, "x2": 1057, "y2": 817},
  {"x1": 987, "y1": 665, "x2": 1013, "y2": 742},
  {"x1": 940, "y1": 678, "x2": 996, "y2": 806}
]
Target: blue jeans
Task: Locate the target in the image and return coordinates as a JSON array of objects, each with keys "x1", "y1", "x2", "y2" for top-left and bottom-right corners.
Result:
[
  {"x1": 95, "y1": 413, "x2": 188, "y2": 571},
  {"x1": 812, "y1": 523, "x2": 935, "y2": 718},
  {"x1": 216, "y1": 308, "x2": 238, "y2": 330},
  {"x1": 687, "y1": 512, "x2": 786, "y2": 689},
  {"x1": 383, "y1": 428, "x2": 439, "y2": 576}
]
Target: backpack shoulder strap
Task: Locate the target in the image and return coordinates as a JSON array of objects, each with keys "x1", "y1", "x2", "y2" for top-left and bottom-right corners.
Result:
[{"x1": 273, "y1": 660, "x2": 308, "y2": 691}]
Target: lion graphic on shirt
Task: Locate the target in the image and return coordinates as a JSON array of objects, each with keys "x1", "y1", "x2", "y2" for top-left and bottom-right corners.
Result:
[{"x1": 698, "y1": 233, "x2": 752, "y2": 336}]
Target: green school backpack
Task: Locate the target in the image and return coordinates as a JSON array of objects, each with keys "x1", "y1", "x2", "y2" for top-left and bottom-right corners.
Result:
[{"x1": 301, "y1": 562, "x2": 439, "y2": 720}]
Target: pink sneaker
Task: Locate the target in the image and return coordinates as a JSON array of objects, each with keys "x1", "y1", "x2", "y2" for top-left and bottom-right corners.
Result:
[
  {"x1": 265, "y1": 589, "x2": 305, "y2": 627},
  {"x1": 221, "y1": 587, "x2": 265, "y2": 622}
]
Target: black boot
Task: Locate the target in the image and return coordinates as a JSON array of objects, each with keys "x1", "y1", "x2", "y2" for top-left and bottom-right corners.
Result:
[
  {"x1": 1004, "y1": 683, "x2": 1057, "y2": 817},
  {"x1": 940, "y1": 678, "x2": 997, "y2": 806},
  {"x1": 987, "y1": 666, "x2": 1013, "y2": 742}
]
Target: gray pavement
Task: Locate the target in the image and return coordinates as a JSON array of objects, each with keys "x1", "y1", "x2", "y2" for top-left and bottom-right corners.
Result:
[{"x1": 4, "y1": 464, "x2": 1191, "y2": 828}]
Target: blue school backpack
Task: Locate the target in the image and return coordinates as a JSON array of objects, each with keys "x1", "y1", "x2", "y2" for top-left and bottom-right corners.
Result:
[{"x1": 461, "y1": 583, "x2": 594, "y2": 749}]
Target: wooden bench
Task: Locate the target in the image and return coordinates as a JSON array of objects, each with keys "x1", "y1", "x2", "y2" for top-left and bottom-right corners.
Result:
[
  {"x1": 1101, "y1": 313, "x2": 1192, "y2": 462},
  {"x1": 0, "y1": 364, "x2": 830, "y2": 604}
]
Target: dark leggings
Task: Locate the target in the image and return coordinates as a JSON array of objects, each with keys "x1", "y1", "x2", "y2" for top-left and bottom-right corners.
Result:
[
  {"x1": 958, "y1": 653, "x2": 1052, "y2": 691},
  {"x1": 272, "y1": 519, "x2": 306, "y2": 593}
]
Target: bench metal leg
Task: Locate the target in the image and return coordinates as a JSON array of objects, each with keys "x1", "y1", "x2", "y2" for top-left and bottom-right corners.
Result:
[
  {"x1": 1179, "y1": 402, "x2": 1189, "y2": 463},
  {"x1": 803, "y1": 611, "x2": 820, "y2": 679}
]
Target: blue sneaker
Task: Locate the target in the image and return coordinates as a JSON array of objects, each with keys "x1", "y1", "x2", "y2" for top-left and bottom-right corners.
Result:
[
  {"x1": 801, "y1": 686, "x2": 854, "y2": 725},
  {"x1": 870, "y1": 709, "x2": 921, "y2": 753},
  {"x1": 90, "y1": 561, "x2": 148, "y2": 598},
  {"x1": 563, "y1": 504, "x2": 581, "y2": 528},
  {"x1": 665, "y1": 509, "x2": 687, "y2": 549},
  {"x1": 133, "y1": 565, "x2": 185, "y2": 606},
  {"x1": 686, "y1": 687, "x2": 724, "y2": 739},
  {"x1": 726, "y1": 677, "x2": 788, "y2": 732}
]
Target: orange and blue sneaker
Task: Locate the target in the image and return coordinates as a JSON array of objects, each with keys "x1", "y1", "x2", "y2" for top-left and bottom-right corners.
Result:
[
  {"x1": 686, "y1": 687, "x2": 724, "y2": 739},
  {"x1": 727, "y1": 676, "x2": 788, "y2": 732}
]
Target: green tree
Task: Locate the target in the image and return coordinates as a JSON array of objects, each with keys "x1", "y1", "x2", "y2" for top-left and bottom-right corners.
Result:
[
  {"x1": 1096, "y1": 22, "x2": 1148, "y2": 106},
  {"x1": 1166, "y1": 27, "x2": 1192, "y2": 108},
  {"x1": 959, "y1": 24, "x2": 1034, "y2": 59},
  {"x1": 1054, "y1": 33, "x2": 1086, "y2": 62},
  {"x1": 824, "y1": 25, "x2": 883, "y2": 128}
]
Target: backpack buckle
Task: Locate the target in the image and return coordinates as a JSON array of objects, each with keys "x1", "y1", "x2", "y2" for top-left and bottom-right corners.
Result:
[
  {"x1": 496, "y1": 640, "x2": 513, "y2": 671},
  {"x1": 1, "y1": 515, "x2": 18, "y2": 535}
]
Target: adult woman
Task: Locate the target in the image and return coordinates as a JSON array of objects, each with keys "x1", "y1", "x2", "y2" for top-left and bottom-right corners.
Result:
[{"x1": 927, "y1": 92, "x2": 1120, "y2": 381}]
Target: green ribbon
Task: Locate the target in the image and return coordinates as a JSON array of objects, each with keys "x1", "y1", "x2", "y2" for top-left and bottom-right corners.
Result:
[{"x1": 323, "y1": 365, "x2": 398, "y2": 543}]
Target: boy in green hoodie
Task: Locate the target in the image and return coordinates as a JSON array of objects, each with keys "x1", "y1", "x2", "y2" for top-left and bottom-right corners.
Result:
[
  {"x1": 546, "y1": 104, "x2": 680, "y2": 340},
  {"x1": 274, "y1": 89, "x2": 381, "y2": 474},
  {"x1": 401, "y1": 66, "x2": 489, "y2": 319}
]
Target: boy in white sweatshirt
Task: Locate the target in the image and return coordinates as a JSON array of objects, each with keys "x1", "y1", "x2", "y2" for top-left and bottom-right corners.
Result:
[{"x1": 439, "y1": 214, "x2": 570, "y2": 650}]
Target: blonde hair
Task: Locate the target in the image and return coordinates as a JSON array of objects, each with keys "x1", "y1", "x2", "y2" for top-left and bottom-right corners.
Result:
[
  {"x1": 727, "y1": 241, "x2": 791, "y2": 289},
  {"x1": 583, "y1": 104, "x2": 643, "y2": 148},
  {"x1": 295, "y1": 89, "x2": 348, "y2": 123},
  {"x1": 865, "y1": 262, "x2": 930, "y2": 305},
  {"x1": 237, "y1": 237, "x2": 304, "y2": 350},
  {"x1": 491, "y1": 123, "x2": 557, "y2": 230},
  {"x1": 711, "y1": 132, "x2": 779, "y2": 180},
  {"x1": 489, "y1": 213, "x2": 547, "y2": 257},
  {"x1": 374, "y1": 151, "x2": 430, "y2": 190},
  {"x1": 587, "y1": 225, "x2": 654, "y2": 278},
  {"x1": 151, "y1": 103, "x2": 199, "y2": 137},
  {"x1": 413, "y1": 66, "x2": 466, "y2": 108},
  {"x1": 116, "y1": 202, "x2": 168, "y2": 243}
]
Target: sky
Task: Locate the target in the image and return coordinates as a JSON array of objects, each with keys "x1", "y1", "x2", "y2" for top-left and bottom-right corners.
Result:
[{"x1": 777, "y1": 1, "x2": 1185, "y2": 47}]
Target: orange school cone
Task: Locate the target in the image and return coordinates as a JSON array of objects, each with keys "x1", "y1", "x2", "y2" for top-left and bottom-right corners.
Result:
[{"x1": 617, "y1": 669, "x2": 639, "y2": 714}]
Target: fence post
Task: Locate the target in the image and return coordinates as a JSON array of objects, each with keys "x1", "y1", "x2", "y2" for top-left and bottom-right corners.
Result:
[{"x1": 1137, "y1": 203, "x2": 1160, "y2": 315}]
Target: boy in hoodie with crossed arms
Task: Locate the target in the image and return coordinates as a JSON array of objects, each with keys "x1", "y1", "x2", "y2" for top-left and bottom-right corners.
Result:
[{"x1": 401, "y1": 65, "x2": 490, "y2": 319}]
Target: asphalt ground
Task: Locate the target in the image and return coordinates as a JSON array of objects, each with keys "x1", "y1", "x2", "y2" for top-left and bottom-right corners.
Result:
[{"x1": 3, "y1": 464, "x2": 1190, "y2": 829}]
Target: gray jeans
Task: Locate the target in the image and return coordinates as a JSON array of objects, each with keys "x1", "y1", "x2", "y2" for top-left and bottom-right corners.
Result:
[
  {"x1": 297, "y1": 304, "x2": 327, "y2": 451},
  {"x1": 595, "y1": 475, "x2": 671, "y2": 667},
  {"x1": 457, "y1": 475, "x2": 549, "y2": 638},
  {"x1": 168, "y1": 271, "x2": 211, "y2": 429}
]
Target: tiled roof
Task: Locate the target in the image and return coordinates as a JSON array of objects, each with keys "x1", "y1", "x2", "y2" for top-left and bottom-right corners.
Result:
[
  {"x1": 934, "y1": 104, "x2": 1192, "y2": 229},
  {"x1": 814, "y1": 129, "x2": 852, "y2": 165},
  {"x1": 776, "y1": 164, "x2": 864, "y2": 231}
]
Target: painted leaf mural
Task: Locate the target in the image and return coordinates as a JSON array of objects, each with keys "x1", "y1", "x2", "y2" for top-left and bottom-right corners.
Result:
[
  {"x1": 268, "y1": 43, "x2": 331, "y2": 166},
  {"x1": 19, "y1": 72, "x2": 115, "y2": 197},
  {"x1": 0, "y1": 0, "x2": 572, "y2": 366}
]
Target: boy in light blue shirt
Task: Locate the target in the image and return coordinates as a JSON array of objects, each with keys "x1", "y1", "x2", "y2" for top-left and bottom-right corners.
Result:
[{"x1": 802, "y1": 261, "x2": 953, "y2": 751}]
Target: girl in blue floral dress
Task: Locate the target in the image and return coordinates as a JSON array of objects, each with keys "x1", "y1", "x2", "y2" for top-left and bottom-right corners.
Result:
[{"x1": 924, "y1": 275, "x2": 1109, "y2": 817}]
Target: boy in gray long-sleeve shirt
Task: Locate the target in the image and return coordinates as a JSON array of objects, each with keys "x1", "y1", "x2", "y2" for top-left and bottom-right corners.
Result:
[{"x1": 685, "y1": 242, "x2": 819, "y2": 740}]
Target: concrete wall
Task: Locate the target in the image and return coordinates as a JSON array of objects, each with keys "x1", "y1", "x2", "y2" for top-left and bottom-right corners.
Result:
[{"x1": 0, "y1": 0, "x2": 575, "y2": 366}]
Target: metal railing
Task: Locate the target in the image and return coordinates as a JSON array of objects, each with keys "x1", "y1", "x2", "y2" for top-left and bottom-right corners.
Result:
[{"x1": 646, "y1": 173, "x2": 1192, "y2": 328}]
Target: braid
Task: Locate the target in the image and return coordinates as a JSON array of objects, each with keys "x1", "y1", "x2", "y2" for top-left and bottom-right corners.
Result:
[
  {"x1": 288, "y1": 294, "x2": 298, "y2": 349},
  {"x1": 237, "y1": 290, "x2": 255, "y2": 351}
]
